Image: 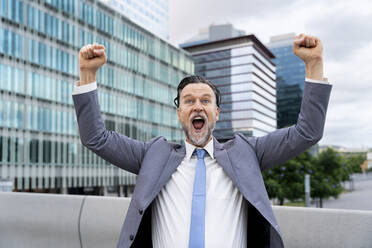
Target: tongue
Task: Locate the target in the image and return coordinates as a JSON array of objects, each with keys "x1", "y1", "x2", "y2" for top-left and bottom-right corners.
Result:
[{"x1": 193, "y1": 120, "x2": 204, "y2": 129}]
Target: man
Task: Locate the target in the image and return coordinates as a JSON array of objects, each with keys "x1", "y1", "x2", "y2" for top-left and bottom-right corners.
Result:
[{"x1": 73, "y1": 34, "x2": 331, "y2": 248}]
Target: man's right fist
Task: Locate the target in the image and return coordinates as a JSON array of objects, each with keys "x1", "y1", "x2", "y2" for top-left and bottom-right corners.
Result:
[{"x1": 79, "y1": 43, "x2": 107, "y2": 85}]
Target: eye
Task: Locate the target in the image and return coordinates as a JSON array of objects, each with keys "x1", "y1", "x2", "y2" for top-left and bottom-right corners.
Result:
[
  {"x1": 202, "y1": 99, "x2": 210, "y2": 104},
  {"x1": 185, "y1": 99, "x2": 193, "y2": 104}
]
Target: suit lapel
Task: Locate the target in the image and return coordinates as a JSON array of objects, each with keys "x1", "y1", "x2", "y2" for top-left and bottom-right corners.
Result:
[
  {"x1": 213, "y1": 137, "x2": 239, "y2": 186},
  {"x1": 155, "y1": 143, "x2": 186, "y2": 197}
]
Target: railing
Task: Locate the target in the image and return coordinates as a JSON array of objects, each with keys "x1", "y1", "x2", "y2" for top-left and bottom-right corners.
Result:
[{"x1": 0, "y1": 192, "x2": 371, "y2": 248}]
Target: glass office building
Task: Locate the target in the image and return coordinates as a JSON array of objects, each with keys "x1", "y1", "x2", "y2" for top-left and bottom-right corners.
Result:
[
  {"x1": 182, "y1": 35, "x2": 276, "y2": 140},
  {"x1": 267, "y1": 33, "x2": 305, "y2": 128},
  {"x1": 0, "y1": 0, "x2": 193, "y2": 195},
  {"x1": 99, "y1": 0, "x2": 169, "y2": 40}
]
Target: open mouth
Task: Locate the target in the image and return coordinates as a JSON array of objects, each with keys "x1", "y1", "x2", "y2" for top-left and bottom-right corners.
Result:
[{"x1": 192, "y1": 117, "x2": 205, "y2": 131}]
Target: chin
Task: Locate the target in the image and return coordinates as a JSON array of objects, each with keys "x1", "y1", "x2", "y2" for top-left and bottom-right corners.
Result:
[{"x1": 188, "y1": 130, "x2": 211, "y2": 147}]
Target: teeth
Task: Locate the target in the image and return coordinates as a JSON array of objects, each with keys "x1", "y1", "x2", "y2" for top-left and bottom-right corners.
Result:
[{"x1": 194, "y1": 117, "x2": 203, "y2": 120}]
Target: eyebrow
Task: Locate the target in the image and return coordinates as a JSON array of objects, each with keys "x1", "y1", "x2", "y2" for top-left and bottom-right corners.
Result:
[{"x1": 182, "y1": 93, "x2": 212, "y2": 99}]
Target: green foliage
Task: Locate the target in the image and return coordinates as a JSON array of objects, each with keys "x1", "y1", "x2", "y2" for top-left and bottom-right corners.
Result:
[
  {"x1": 263, "y1": 148, "x2": 355, "y2": 206},
  {"x1": 263, "y1": 151, "x2": 313, "y2": 205},
  {"x1": 310, "y1": 148, "x2": 344, "y2": 200},
  {"x1": 344, "y1": 154, "x2": 365, "y2": 173}
]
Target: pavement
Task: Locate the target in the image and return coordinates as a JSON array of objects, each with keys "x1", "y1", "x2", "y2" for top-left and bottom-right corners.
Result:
[{"x1": 314, "y1": 175, "x2": 372, "y2": 211}]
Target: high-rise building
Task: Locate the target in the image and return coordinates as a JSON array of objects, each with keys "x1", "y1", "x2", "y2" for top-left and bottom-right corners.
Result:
[
  {"x1": 182, "y1": 35, "x2": 276, "y2": 140},
  {"x1": 99, "y1": 0, "x2": 169, "y2": 40},
  {"x1": 0, "y1": 0, "x2": 193, "y2": 195},
  {"x1": 181, "y1": 23, "x2": 246, "y2": 47},
  {"x1": 267, "y1": 33, "x2": 305, "y2": 128}
]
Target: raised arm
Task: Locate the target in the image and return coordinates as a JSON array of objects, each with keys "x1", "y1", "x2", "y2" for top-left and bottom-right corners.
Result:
[
  {"x1": 73, "y1": 43, "x2": 148, "y2": 174},
  {"x1": 244, "y1": 34, "x2": 332, "y2": 171}
]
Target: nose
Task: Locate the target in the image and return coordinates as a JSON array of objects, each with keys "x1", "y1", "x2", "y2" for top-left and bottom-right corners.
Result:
[{"x1": 192, "y1": 99, "x2": 203, "y2": 112}]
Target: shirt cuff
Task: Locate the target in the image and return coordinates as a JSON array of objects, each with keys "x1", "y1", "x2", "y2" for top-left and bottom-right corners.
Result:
[
  {"x1": 72, "y1": 81, "x2": 97, "y2": 95},
  {"x1": 305, "y1": 78, "x2": 330, "y2": 85}
]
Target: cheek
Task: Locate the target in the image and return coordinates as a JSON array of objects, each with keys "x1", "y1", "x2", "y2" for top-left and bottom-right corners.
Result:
[
  {"x1": 178, "y1": 110, "x2": 189, "y2": 123},
  {"x1": 207, "y1": 108, "x2": 218, "y2": 121}
]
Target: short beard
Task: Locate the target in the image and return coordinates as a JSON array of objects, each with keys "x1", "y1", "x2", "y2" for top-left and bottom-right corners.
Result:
[{"x1": 183, "y1": 121, "x2": 215, "y2": 147}]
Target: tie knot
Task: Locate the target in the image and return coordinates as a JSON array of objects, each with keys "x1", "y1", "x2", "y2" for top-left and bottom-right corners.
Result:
[{"x1": 195, "y1": 149, "x2": 206, "y2": 159}]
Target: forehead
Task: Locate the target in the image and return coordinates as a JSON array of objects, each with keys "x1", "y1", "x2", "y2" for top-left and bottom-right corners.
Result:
[{"x1": 180, "y1": 83, "x2": 214, "y2": 98}]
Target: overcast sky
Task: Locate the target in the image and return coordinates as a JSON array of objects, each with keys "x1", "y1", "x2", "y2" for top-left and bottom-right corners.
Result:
[{"x1": 169, "y1": 0, "x2": 372, "y2": 149}]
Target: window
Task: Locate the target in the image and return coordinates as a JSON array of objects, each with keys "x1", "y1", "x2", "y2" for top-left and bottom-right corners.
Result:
[{"x1": 29, "y1": 139, "x2": 39, "y2": 163}]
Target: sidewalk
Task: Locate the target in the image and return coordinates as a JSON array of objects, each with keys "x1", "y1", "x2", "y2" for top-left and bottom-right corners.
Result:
[{"x1": 314, "y1": 177, "x2": 372, "y2": 211}]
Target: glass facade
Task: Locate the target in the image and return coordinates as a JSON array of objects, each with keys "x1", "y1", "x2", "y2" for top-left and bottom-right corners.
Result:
[
  {"x1": 267, "y1": 34, "x2": 305, "y2": 128},
  {"x1": 99, "y1": 0, "x2": 169, "y2": 40},
  {"x1": 0, "y1": 0, "x2": 193, "y2": 194},
  {"x1": 183, "y1": 36, "x2": 277, "y2": 140}
]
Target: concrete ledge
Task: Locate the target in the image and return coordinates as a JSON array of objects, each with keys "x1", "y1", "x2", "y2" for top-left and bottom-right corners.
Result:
[
  {"x1": 1, "y1": 192, "x2": 371, "y2": 248},
  {"x1": 79, "y1": 195, "x2": 130, "y2": 248},
  {"x1": 0, "y1": 192, "x2": 84, "y2": 248},
  {"x1": 273, "y1": 206, "x2": 372, "y2": 248}
]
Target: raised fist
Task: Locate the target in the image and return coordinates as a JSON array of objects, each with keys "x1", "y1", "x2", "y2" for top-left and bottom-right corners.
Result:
[
  {"x1": 79, "y1": 43, "x2": 107, "y2": 85},
  {"x1": 79, "y1": 43, "x2": 107, "y2": 72},
  {"x1": 293, "y1": 34, "x2": 323, "y2": 64}
]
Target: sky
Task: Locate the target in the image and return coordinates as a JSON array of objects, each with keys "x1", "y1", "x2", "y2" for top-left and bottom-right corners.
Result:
[{"x1": 169, "y1": 0, "x2": 372, "y2": 149}]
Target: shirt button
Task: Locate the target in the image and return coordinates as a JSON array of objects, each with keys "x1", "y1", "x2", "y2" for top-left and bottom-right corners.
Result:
[
  {"x1": 129, "y1": 234, "x2": 134, "y2": 241},
  {"x1": 138, "y1": 209, "x2": 143, "y2": 215}
]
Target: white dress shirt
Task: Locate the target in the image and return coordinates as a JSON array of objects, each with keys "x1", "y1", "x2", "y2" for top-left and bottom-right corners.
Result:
[
  {"x1": 151, "y1": 139, "x2": 248, "y2": 248},
  {"x1": 72, "y1": 81, "x2": 98, "y2": 95}
]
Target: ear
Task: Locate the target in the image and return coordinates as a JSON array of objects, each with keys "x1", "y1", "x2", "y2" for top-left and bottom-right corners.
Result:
[
  {"x1": 177, "y1": 107, "x2": 181, "y2": 121},
  {"x1": 215, "y1": 106, "x2": 220, "y2": 121}
]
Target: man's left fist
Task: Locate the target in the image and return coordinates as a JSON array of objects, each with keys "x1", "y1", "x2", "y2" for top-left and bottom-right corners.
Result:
[{"x1": 293, "y1": 34, "x2": 323, "y2": 64}]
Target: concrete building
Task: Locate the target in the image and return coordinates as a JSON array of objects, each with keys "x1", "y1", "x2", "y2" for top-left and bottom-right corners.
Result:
[
  {"x1": 366, "y1": 152, "x2": 372, "y2": 169},
  {"x1": 267, "y1": 33, "x2": 305, "y2": 128},
  {"x1": 181, "y1": 23, "x2": 246, "y2": 47},
  {"x1": 182, "y1": 35, "x2": 276, "y2": 140},
  {"x1": 0, "y1": 0, "x2": 193, "y2": 195},
  {"x1": 99, "y1": 0, "x2": 169, "y2": 40}
]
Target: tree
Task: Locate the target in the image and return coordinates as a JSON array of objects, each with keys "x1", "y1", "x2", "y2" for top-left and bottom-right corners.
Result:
[
  {"x1": 344, "y1": 154, "x2": 365, "y2": 173},
  {"x1": 263, "y1": 151, "x2": 313, "y2": 205},
  {"x1": 263, "y1": 148, "x2": 356, "y2": 207},
  {"x1": 310, "y1": 148, "x2": 343, "y2": 207}
]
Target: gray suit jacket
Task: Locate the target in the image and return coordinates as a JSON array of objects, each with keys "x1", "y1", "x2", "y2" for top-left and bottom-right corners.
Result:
[{"x1": 73, "y1": 81, "x2": 332, "y2": 248}]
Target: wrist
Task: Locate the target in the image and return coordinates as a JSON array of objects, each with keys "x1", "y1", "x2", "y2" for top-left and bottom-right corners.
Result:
[
  {"x1": 79, "y1": 70, "x2": 97, "y2": 86},
  {"x1": 305, "y1": 59, "x2": 323, "y2": 81}
]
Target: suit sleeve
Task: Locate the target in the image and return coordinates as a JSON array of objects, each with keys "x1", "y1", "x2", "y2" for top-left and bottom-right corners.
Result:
[
  {"x1": 73, "y1": 89, "x2": 149, "y2": 175},
  {"x1": 241, "y1": 81, "x2": 332, "y2": 171}
]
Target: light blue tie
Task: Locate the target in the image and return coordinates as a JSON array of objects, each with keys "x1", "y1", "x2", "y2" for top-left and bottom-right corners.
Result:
[{"x1": 189, "y1": 149, "x2": 206, "y2": 248}]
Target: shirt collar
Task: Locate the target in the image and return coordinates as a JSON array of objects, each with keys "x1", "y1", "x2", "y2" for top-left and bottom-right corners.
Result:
[{"x1": 185, "y1": 138, "x2": 214, "y2": 160}]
